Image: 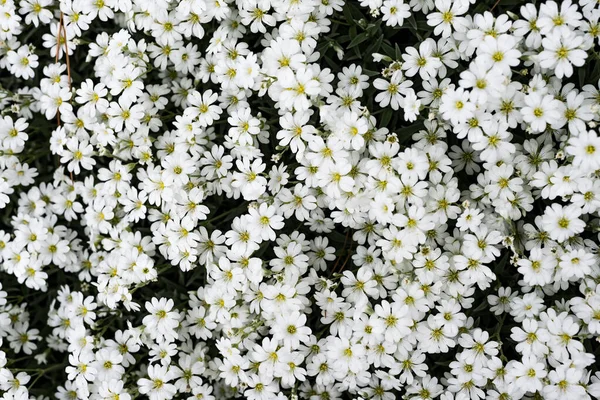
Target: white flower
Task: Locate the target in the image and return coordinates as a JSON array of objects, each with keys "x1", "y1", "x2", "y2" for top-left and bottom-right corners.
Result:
[
  {"x1": 6, "y1": 46, "x2": 38, "y2": 79},
  {"x1": 142, "y1": 298, "x2": 181, "y2": 344},
  {"x1": 137, "y1": 364, "x2": 177, "y2": 400},
  {"x1": 427, "y1": 0, "x2": 469, "y2": 38},
  {"x1": 374, "y1": 73, "x2": 411, "y2": 110},
  {"x1": 566, "y1": 130, "x2": 600, "y2": 171},
  {"x1": 509, "y1": 355, "x2": 548, "y2": 393},
  {"x1": 381, "y1": 0, "x2": 411, "y2": 26},
  {"x1": 271, "y1": 311, "x2": 311, "y2": 349},
  {"x1": 440, "y1": 87, "x2": 476, "y2": 125},
  {"x1": 541, "y1": 203, "x2": 585, "y2": 242},
  {"x1": 521, "y1": 92, "x2": 563, "y2": 132},
  {"x1": 539, "y1": 30, "x2": 588, "y2": 78}
]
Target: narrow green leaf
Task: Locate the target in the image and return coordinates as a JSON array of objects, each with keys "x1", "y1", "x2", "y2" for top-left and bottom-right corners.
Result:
[{"x1": 348, "y1": 33, "x2": 370, "y2": 49}]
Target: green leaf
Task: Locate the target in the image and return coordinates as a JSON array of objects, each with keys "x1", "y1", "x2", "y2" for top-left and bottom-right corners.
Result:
[
  {"x1": 346, "y1": 2, "x2": 366, "y2": 22},
  {"x1": 366, "y1": 20, "x2": 381, "y2": 36},
  {"x1": 396, "y1": 121, "x2": 424, "y2": 140},
  {"x1": 363, "y1": 69, "x2": 381, "y2": 77},
  {"x1": 591, "y1": 60, "x2": 600, "y2": 82},
  {"x1": 348, "y1": 33, "x2": 370, "y2": 49},
  {"x1": 343, "y1": 6, "x2": 356, "y2": 26},
  {"x1": 349, "y1": 25, "x2": 357, "y2": 39},
  {"x1": 381, "y1": 42, "x2": 396, "y2": 59},
  {"x1": 498, "y1": 252, "x2": 510, "y2": 272},
  {"x1": 328, "y1": 230, "x2": 349, "y2": 244},
  {"x1": 380, "y1": 109, "x2": 393, "y2": 127},
  {"x1": 323, "y1": 55, "x2": 339, "y2": 71},
  {"x1": 364, "y1": 34, "x2": 384, "y2": 59},
  {"x1": 473, "y1": 300, "x2": 489, "y2": 312}
]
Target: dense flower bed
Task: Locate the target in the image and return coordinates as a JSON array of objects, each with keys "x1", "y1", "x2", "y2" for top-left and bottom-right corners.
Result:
[{"x1": 1, "y1": 0, "x2": 600, "y2": 399}]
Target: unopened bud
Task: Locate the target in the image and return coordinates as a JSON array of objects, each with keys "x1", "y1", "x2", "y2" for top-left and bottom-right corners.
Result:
[
  {"x1": 506, "y1": 11, "x2": 519, "y2": 20},
  {"x1": 373, "y1": 53, "x2": 392, "y2": 63}
]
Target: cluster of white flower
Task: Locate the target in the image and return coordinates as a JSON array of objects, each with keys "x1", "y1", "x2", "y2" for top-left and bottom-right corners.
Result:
[{"x1": 1, "y1": 0, "x2": 600, "y2": 398}]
